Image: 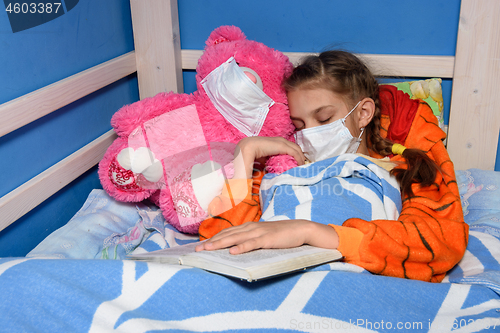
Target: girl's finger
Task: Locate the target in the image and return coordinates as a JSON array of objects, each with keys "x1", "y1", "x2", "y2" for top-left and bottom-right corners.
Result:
[
  {"x1": 228, "y1": 237, "x2": 263, "y2": 254},
  {"x1": 211, "y1": 226, "x2": 261, "y2": 248},
  {"x1": 196, "y1": 223, "x2": 257, "y2": 251},
  {"x1": 209, "y1": 222, "x2": 256, "y2": 241},
  {"x1": 281, "y1": 140, "x2": 306, "y2": 165}
]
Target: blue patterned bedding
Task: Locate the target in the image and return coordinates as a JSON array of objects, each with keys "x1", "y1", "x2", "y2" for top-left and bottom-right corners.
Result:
[
  {"x1": 1, "y1": 168, "x2": 500, "y2": 332},
  {"x1": 259, "y1": 154, "x2": 402, "y2": 224}
]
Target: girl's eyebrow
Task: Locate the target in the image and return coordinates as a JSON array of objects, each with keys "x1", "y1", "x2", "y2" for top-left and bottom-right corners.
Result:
[
  {"x1": 290, "y1": 105, "x2": 335, "y2": 120},
  {"x1": 315, "y1": 105, "x2": 336, "y2": 114}
]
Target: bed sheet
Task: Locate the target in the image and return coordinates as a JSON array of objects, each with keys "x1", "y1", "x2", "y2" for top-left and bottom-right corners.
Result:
[
  {"x1": 0, "y1": 168, "x2": 499, "y2": 332},
  {"x1": 1, "y1": 235, "x2": 500, "y2": 332}
]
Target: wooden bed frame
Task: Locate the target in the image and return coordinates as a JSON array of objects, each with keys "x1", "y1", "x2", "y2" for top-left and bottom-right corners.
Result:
[{"x1": 0, "y1": 0, "x2": 498, "y2": 235}]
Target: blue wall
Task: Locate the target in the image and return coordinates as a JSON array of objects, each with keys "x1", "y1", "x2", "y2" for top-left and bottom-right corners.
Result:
[
  {"x1": 0, "y1": 0, "x2": 463, "y2": 256},
  {"x1": 0, "y1": 0, "x2": 138, "y2": 256},
  {"x1": 178, "y1": 0, "x2": 461, "y2": 129}
]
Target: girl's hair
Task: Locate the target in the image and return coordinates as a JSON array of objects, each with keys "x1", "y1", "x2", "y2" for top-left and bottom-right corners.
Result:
[{"x1": 283, "y1": 50, "x2": 441, "y2": 197}]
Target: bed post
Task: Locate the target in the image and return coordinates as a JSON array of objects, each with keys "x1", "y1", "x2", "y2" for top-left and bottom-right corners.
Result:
[
  {"x1": 130, "y1": 0, "x2": 183, "y2": 99},
  {"x1": 447, "y1": 0, "x2": 500, "y2": 170}
]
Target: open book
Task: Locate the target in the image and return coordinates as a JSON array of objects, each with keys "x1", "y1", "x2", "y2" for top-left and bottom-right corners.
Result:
[{"x1": 128, "y1": 242, "x2": 342, "y2": 282}]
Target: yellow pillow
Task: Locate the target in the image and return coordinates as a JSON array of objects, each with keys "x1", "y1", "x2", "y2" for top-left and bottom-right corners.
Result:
[{"x1": 387, "y1": 78, "x2": 444, "y2": 129}]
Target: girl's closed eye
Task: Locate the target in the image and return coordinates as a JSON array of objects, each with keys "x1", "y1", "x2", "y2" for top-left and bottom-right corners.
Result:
[
  {"x1": 318, "y1": 117, "x2": 332, "y2": 124},
  {"x1": 292, "y1": 120, "x2": 304, "y2": 131}
]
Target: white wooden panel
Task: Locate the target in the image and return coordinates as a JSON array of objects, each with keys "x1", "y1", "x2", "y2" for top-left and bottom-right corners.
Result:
[
  {"x1": 0, "y1": 52, "x2": 136, "y2": 138},
  {"x1": 352, "y1": 54, "x2": 454, "y2": 78},
  {"x1": 0, "y1": 130, "x2": 117, "y2": 232},
  {"x1": 181, "y1": 49, "x2": 202, "y2": 70},
  {"x1": 130, "y1": 0, "x2": 183, "y2": 99},
  {"x1": 447, "y1": 0, "x2": 500, "y2": 170},
  {"x1": 181, "y1": 49, "x2": 454, "y2": 78}
]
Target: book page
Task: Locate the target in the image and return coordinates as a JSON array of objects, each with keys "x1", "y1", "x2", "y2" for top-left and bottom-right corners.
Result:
[
  {"x1": 185, "y1": 245, "x2": 340, "y2": 269},
  {"x1": 128, "y1": 241, "x2": 204, "y2": 263}
]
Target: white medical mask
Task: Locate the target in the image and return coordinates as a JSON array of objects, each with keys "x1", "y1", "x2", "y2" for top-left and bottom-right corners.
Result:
[
  {"x1": 201, "y1": 57, "x2": 275, "y2": 137},
  {"x1": 294, "y1": 101, "x2": 364, "y2": 163}
]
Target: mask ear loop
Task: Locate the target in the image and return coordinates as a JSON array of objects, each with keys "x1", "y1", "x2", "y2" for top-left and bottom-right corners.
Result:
[
  {"x1": 341, "y1": 100, "x2": 362, "y2": 126},
  {"x1": 358, "y1": 127, "x2": 365, "y2": 139}
]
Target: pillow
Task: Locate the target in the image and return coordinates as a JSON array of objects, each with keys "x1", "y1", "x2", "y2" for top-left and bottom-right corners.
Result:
[
  {"x1": 445, "y1": 168, "x2": 500, "y2": 294},
  {"x1": 26, "y1": 189, "x2": 166, "y2": 259},
  {"x1": 27, "y1": 189, "x2": 199, "y2": 260},
  {"x1": 456, "y1": 168, "x2": 500, "y2": 228},
  {"x1": 386, "y1": 78, "x2": 444, "y2": 129}
]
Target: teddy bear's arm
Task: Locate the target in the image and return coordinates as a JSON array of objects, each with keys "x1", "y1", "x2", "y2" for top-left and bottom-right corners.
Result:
[{"x1": 111, "y1": 92, "x2": 194, "y2": 137}]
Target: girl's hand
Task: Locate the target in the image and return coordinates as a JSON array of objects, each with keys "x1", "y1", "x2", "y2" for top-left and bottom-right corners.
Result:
[
  {"x1": 238, "y1": 136, "x2": 305, "y2": 164},
  {"x1": 235, "y1": 137, "x2": 305, "y2": 178},
  {"x1": 195, "y1": 220, "x2": 339, "y2": 254}
]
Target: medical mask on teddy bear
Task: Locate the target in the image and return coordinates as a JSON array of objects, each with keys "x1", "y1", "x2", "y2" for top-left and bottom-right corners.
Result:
[{"x1": 201, "y1": 57, "x2": 275, "y2": 137}]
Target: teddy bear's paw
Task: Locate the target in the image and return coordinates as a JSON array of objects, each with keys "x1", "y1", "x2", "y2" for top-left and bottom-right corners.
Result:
[
  {"x1": 116, "y1": 147, "x2": 163, "y2": 183},
  {"x1": 170, "y1": 168, "x2": 209, "y2": 229},
  {"x1": 109, "y1": 158, "x2": 142, "y2": 192},
  {"x1": 191, "y1": 161, "x2": 226, "y2": 211},
  {"x1": 266, "y1": 154, "x2": 299, "y2": 174}
]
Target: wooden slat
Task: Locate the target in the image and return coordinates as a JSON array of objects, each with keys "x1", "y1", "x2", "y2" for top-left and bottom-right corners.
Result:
[
  {"x1": 0, "y1": 130, "x2": 117, "y2": 232},
  {"x1": 181, "y1": 49, "x2": 455, "y2": 78},
  {"x1": 181, "y1": 49, "x2": 203, "y2": 70},
  {"x1": 447, "y1": 0, "x2": 500, "y2": 170},
  {"x1": 0, "y1": 48, "x2": 454, "y2": 141},
  {"x1": 130, "y1": 0, "x2": 183, "y2": 99},
  {"x1": 348, "y1": 54, "x2": 454, "y2": 78},
  {"x1": 0, "y1": 48, "x2": 456, "y2": 230},
  {"x1": 0, "y1": 52, "x2": 136, "y2": 138}
]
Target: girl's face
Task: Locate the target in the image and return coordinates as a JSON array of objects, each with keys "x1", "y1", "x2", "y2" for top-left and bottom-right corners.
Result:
[
  {"x1": 287, "y1": 88, "x2": 361, "y2": 135},
  {"x1": 287, "y1": 88, "x2": 374, "y2": 155}
]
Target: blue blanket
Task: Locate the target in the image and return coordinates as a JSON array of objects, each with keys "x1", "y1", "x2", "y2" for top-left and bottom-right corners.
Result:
[
  {"x1": 1, "y1": 168, "x2": 499, "y2": 332},
  {"x1": 1, "y1": 230, "x2": 500, "y2": 332},
  {"x1": 259, "y1": 154, "x2": 402, "y2": 224}
]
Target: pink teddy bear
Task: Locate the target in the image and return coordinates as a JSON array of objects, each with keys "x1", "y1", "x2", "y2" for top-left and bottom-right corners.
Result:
[{"x1": 98, "y1": 26, "x2": 297, "y2": 234}]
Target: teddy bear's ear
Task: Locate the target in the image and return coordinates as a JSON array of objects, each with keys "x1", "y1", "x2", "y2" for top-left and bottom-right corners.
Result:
[{"x1": 206, "y1": 25, "x2": 247, "y2": 46}]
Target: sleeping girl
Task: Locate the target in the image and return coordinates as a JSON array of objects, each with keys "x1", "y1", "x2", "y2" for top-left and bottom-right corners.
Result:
[{"x1": 196, "y1": 50, "x2": 468, "y2": 283}]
